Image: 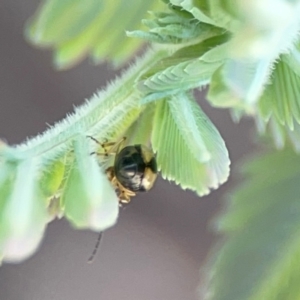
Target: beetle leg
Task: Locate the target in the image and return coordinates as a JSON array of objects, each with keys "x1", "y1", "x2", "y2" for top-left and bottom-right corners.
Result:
[
  {"x1": 87, "y1": 136, "x2": 113, "y2": 156},
  {"x1": 114, "y1": 137, "x2": 126, "y2": 154},
  {"x1": 87, "y1": 136, "x2": 126, "y2": 156},
  {"x1": 118, "y1": 186, "x2": 136, "y2": 204}
]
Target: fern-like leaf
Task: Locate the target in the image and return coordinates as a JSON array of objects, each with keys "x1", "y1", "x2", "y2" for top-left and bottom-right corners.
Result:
[
  {"x1": 127, "y1": 7, "x2": 222, "y2": 44},
  {"x1": 259, "y1": 59, "x2": 300, "y2": 130},
  {"x1": 0, "y1": 159, "x2": 47, "y2": 263},
  {"x1": 152, "y1": 92, "x2": 230, "y2": 196},
  {"x1": 61, "y1": 136, "x2": 119, "y2": 231},
  {"x1": 137, "y1": 34, "x2": 229, "y2": 103}
]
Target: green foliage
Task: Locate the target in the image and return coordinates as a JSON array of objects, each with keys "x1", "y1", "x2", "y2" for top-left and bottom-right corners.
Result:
[
  {"x1": 0, "y1": 51, "x2": 158, "y2": 262},
  {"x1": 152, "y1": 93, "x2": 229, "y2": 196},
  {"x1": 0, "y1": 45, "x2": 230, "y2": 262},
  {"x1": 0, "y1": 159, "x2": 47, "y2": 263},
  {"x1": 136, "y1": 0, "x2": 300, "y2": 121},
  {"x1": 253, "y1": 49, "x2": 300, "y2": 151},
  {"x1": 61, "y1": 136, "x2": 119, "y2": 230},
  {"x1": 205, "y1": 148, "x2": 300, "y2": 300},
  {"x1": 40, "y1": 158, "x2": 65, "y2": 198},
  {"x1": 259, "y1": 59, "x2": 300, "y2": 129},
  {"x1": 127, "y1": 6, "x2": 222, "y2": 44},
  {"x1": 136, "y1": 34, "x2": 229, "y2": 102},
  {"x1": 26, "y1": 0, "x2": 164, "y2": 68},
  {"x1": 3, "y1": 1, "x2": 300, "y2": 298}
]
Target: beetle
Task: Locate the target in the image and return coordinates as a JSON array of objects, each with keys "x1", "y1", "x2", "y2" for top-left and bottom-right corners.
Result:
[
  {"x1": 88, "y1": 136, "x2": 158, "y2": 204},
  {"x1": 87, "y1": 136, "x2": 158, "y2": 262}
]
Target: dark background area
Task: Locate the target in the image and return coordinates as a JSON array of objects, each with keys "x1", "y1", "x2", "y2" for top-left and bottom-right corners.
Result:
[{"x1": 0, "y1": 1, "x2": 255, "y2": 300}]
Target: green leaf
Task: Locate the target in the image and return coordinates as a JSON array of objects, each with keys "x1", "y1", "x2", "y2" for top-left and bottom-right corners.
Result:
[
  {"x1": 26, "y1": 0, "x2": 164, "y2": 68},
  {"x1": 223, "y1": 57, "x2": 274, "y2": 105},
  {"x1": 183, "y1": 0, "x2": 300, "y2": 108},
  {"x1": 137, "y1": 34, "x2": 229, "y2": 101},
  {"x1": 282, "y1": 42, "x2": 300, "y2": 78},
  {"x1": 152, "y1": 92, "x2": 230, "y2": 196},
  {"x1": 40, "y1": 157, "x2": 66, "y2": 198},
  {"x1": 209, "y1": 0, "x2": 240, "y2": 30},
  {"x1": 207, "y1": 65, "x2": 242, "y2": 108},
  {"x1": 256, "y1": 116, "x2": 300, "y2": 153},
  {"x1": 0, "y1": 159, "x2": 48, "y2": 263},
  {"x1": 170, "y1": 0, "x2": 236, "y2": 30},
  {"x1": 53, "y1": 13, "x2": 106, "y2": 69},
  {"x1": 125, "y1": 104, "x2": 155, "y2": 147},
  {"x1": 221, "y1": 1, "x2": 300, "y2": 104},
  {"x1": 92, "y1": 1, "x2": 162, "y2": 65},
  {"x1": 169, "y1": 0, "x2": 216, "y2": 26},
  {"x1": 259, "y1": 59, "x2": 300, "y2": 130},
  {"x1": 206, "y1": 148, "x2": 300, "y2": 300},
  {"x1": 139, "y1": 34, "x2": 229, "y2": 81},
  {"x1": 61, "y1": 136, "x2": 119, "y2": 231},
  {"x1": 128, "y1": 8, "x2": 222, "y2": 44},
  {"x1": 26, "y1": 0, "x2": 104, "y2": 44},
  {"x1": 208, "y1": 51, "x2": 300, "y2": 111}
]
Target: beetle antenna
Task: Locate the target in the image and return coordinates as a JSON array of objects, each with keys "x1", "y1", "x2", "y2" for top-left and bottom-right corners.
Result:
[{"x1": 87, "y1": 231, "x2": 103, "y2": 263}]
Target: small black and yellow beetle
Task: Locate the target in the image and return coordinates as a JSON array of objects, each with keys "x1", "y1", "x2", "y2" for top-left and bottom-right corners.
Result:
[
  {"x1": 87, "y1": 137, "x2": 158, "y2": 262},
  {"x1": 88, "y1": 136, "x2": 158, "y2": 204}
]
